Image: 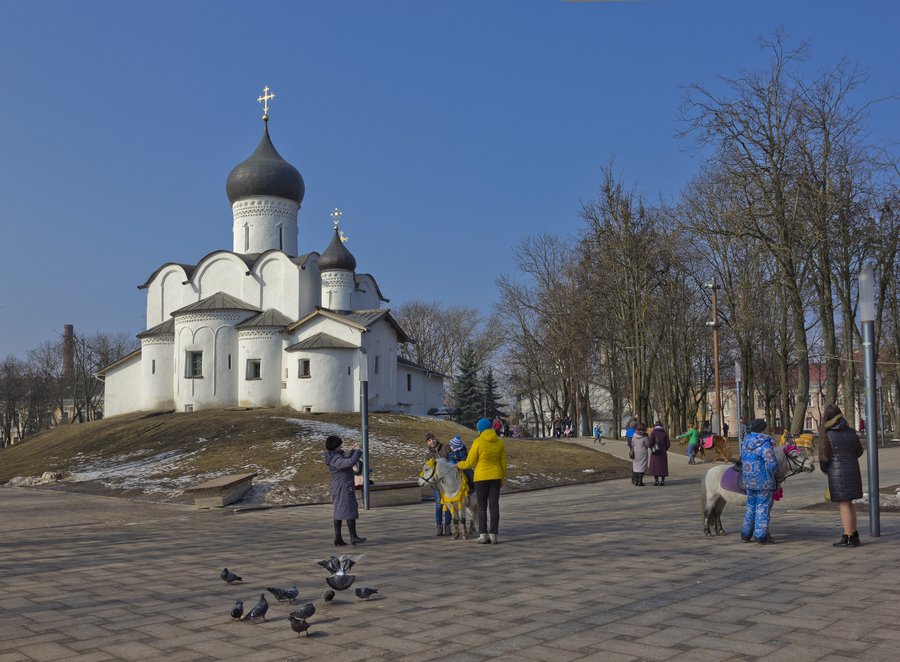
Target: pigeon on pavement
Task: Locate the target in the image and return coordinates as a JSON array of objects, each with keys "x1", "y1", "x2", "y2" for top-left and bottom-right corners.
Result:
[
  {"x1": 284, "y1": 587, "x2": 299, "y2": 602},
  {"x1": 315, "y1": 554, "x2": 364, "y2": 575},
  {"x1": 290, "y1": 603, "x2": 315, "y2": 620},
  {"x1": 317, "y1": 554, "x2": 362, "y2": 591},
  {"x1": 221, "y1": 568, "x2": 242, "y2": 585},
  {"x1": 230, "y1": 601, "x2": 243, "y2": 620},
  {"x1": 289, "y1": 616, "x2": 311, "y2": 637},
  {"x1": 354, "y1": 587, "x2": 378, "y2": 601},
  {"x1": 325, "y1": 573, "x2": 355, "y2": 591},
  {"x1": 323, "y1": 589, "x2": 335, "y2": 605},
  {"x1": 243, "y1": 593, "x2": 269, "y2": 622},
  {"x1": 266, "y1": 587, "x2": 287, "y2": 602}
]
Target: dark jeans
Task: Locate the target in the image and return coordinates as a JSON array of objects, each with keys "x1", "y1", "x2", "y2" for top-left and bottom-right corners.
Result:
[
  {"x1": 433, "y1": 489, "x2": 451, "y2": 525},
  {"x1": 474, "y1": 479, "x2": 501, "y2": 534}
]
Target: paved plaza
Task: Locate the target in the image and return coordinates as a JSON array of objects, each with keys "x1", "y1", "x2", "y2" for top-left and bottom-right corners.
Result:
[{"x1": 2, "y1": 440, "x2": 898, "y2": 662}]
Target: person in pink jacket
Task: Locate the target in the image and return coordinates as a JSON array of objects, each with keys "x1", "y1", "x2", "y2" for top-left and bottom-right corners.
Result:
[{"x1": 457, "y1": 418, "x2": 508, "y2": 544}]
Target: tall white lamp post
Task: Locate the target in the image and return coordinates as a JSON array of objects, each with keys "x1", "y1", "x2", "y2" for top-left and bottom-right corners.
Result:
[{"x1": 859, "y1": 264, "x2": 880, "y2": 536}]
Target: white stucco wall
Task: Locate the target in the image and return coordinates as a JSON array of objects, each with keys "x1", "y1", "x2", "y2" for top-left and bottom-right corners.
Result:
[
  {"x1": 232, "y1": 196, "x2": 299, "y2": 256},
  {"x1": 238, "y1": 329, "x2": 283, "y2": 407},
  {"x1": 140, "y1": 336, "x2": 174, "y2": 410},
  {"x1": 287, "y1": 348, "x2": 356, "y2": 412},
  {"x1": 354, "y1": 274, "x2": 382, "y2": 310},
  {"x1": 321, "y1": 270, "x2": 354, "y2": 311},
  {"x1": 174, "y1": 310, "x2": 251, "y2": 411},
  {"x1": 103, "y1": 352, "x2": 143, "y2": 417}
]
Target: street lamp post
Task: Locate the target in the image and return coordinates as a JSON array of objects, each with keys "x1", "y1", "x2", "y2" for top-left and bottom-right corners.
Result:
[
  {"x1": 706, "y1": 279, "x2": 722, "y2": 435},
  {"x1": 358, "y1": 347, "x2": 370, "y2": 511},
  {"x1": 859, "y1": 264, "x2": 879, "y2": 536}
]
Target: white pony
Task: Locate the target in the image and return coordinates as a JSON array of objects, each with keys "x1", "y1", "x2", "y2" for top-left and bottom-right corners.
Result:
[
  {"x1": 418, "y1": 458, "x2": 478, "y2": 539},
  {"x1": 701, "y1": 444, "x2": 815, "y2": 537}
]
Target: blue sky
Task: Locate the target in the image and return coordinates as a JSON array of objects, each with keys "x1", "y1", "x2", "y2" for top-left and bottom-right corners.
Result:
[{"x1": 1, "y1": 1, "x2": 898, "y2": 360}]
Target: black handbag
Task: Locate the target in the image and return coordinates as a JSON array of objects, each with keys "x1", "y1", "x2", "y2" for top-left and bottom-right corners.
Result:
[{"x1": 649, "y1": 440, "x2": 662, "y2": 455}]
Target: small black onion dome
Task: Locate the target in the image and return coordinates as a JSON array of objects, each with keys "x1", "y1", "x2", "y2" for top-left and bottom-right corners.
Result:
[
  {"x1": 318, "y1": 227, "x2": 357, "y2": 272},
  {"x1": 226, "y1": 124, "x2": 305, "y2": 205}
]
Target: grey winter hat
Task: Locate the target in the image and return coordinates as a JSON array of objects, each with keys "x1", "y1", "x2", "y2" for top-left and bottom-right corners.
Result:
[
  {"x1": 325, "y1": 436, "x2": 343, "y2": 451},
  {"x1": 750, "y1": 418, "x2": 767, "y2": 433}
]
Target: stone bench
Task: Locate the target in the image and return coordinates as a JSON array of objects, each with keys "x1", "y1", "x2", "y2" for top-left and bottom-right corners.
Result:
[
  {"x1": 355, "y1": 480, "x2": 422, "y2": 507},
  {"x1": 184, "y1": 472, "x2": 257, "y2": 508}
]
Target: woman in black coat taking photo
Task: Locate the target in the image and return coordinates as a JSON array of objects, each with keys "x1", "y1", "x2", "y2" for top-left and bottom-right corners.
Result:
[
  {"x1": 324, "y1": 435, "x2": 367, "y2": 547},
  {"x1": 819, "y1": 404, "x2": 865, "y2": 547}
]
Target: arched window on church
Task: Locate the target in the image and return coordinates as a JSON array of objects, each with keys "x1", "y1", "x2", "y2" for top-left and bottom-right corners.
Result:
[
  {"x1": 278, "y1": 223, "x2": 284, "y2": 251},
  {"x1": 244, "y1": 223, "x2": 250, "y2": 252}
]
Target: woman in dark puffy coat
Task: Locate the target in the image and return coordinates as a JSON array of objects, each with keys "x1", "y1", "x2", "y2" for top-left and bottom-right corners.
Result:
[
  {"x1": 324, "y1": 435, "x2": 367, "y2": 547},
  {"x1": 819, "y1": 404, "x2": 865, "y2": 547}
]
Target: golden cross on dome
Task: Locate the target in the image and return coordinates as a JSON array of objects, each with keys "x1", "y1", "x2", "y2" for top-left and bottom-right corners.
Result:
[
  {"x1": 258, "y1": 86, "x2": 274, "y2": 120},
  {"x1": 340, "y1": 230, "x2": 349, "y2": 243}
]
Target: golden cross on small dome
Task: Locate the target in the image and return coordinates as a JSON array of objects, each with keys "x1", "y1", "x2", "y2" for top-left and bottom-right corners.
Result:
[
  {"x1": 331, "y1": 207, "x2": 342, "y2": 227},
  {"x1": 258, "y1": 86, "x2": 274, "y2": 120},
  {"x1": 340, "y1": 231, "x2": 349, "y2": 243}
]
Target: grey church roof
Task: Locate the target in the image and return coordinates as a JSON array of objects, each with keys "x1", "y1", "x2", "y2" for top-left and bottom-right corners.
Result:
[
  {"x1": 172, "y1": 292, "x2": 261, "y2": 316},
  {"x1": 225, "y1": 122, "x2": 305, "y2": 205},
  {"x1": 235, "y1": 308, "x2": 294, "y2": 328},
  {"x1": 286, "y1": 332, "x2": 358, "y2": 351},
  {"x1": 136, "y1": 319, "x2": 175, "y2": 338},
  {"x1": 287, "y1": 307, "x2": 413, "y2": 344},
  {"x1": 318, "y1": 227, "x2": 357, "y2": 272}
]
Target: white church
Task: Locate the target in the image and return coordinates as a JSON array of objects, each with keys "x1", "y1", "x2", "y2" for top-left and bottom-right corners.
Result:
[{"x1": 98, "y1": 101, "x2": 444, "y2": 417}]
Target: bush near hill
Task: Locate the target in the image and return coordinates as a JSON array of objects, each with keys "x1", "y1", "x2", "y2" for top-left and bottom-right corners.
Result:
[{"x1": 0, "y1": 407, "x2": 631, "y2": 505}]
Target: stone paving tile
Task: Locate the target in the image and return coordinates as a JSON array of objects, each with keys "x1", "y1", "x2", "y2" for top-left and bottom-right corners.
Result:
[{"x1": 3, "y1": 442, "x2": 900, "y2": 662}]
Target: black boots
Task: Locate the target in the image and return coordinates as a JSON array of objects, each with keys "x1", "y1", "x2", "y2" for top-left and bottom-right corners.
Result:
[
  {"x1": 653, "y1": 477, "x2": 659, "y2": 486},
  {"x1": 334, "y1": 520, "x2": 347, "y2": 546},
  {"x1": 834, "y1": 531, "x2": 861, "y2": 547},
  {"x1": 347, "y1": 519, "x2": 366, "y2": 546},
  {"x1": 635, "y1": 473, "x2": 645, "y2": 486}
]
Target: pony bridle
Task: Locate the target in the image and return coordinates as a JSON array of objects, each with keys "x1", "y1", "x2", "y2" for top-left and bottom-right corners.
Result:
[
  {"x1": 778, "y1": 444, "x2": 807, "y2": 482},
  {"x1": 421, "y1": 461, "x2": 455, "y2": 485}
]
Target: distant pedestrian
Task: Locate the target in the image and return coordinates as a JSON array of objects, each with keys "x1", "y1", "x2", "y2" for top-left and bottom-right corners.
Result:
[
  {"x1": 324, "y1": 435, "x2": 367, "y2": 547},
  {"x1": 502, "y1": 420, "x2": 510, "y2": 438},
  {"x1": 492, "y1": 417, "x2": 503, "y2": 434},
  {"x1": 740, "y1": 419, "x2": 778, "y2": 544},
  {"x1": 676, "y1": 423, "x2": 700, "y2": 464},
  {"x1": 457, "y1": 418, "x2": 507, "y2": 544},
  {"x1": 631, "y1": 423, "x2": 650, "y2": 485},
  {"x1": 647, "y1": 421, "x2": 670, "y2": 485},
  {"x1": 553, "y1": 415, "x2": 562, "y2": 438},
  {"x1": 723, "y1": 422, "x2": 730, "y2": 437},
  {"x1": 625, "y1": 418, "x2": 637, "y2": 450},
  {"x1": 819, "y1": 404, "x2": 865, "y2": 547},
  {"x1": 593, "y1": 424, "x2": 603, "y2": 445}
]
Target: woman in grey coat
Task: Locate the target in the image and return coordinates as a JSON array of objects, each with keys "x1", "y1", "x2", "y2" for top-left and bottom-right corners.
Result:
[
  {"x1": 324, "y1": 435, "x2": 367, "y2": 546},
  {"x1": 631, "y1": 423, "x2": 651, "y2": 486},
  {"x1": 819, "y1": 404, "x2": 864, "y2": 547}
]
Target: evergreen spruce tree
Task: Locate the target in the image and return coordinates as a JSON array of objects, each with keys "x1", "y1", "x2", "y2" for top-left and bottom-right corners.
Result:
[
  {"x1": 451, "y1": 344, "x2": 482, "y2": 429},
  {"x1": 481, "y1": 367, "x2": 507, "y2": 421}
]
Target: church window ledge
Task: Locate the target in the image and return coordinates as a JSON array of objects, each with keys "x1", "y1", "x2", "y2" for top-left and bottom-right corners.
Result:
[{"x1": 299, "y1": 359, "x2": 311, "y2": 378}]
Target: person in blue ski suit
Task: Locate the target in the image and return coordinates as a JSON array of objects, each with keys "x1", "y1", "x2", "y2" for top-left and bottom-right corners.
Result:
[{"x1": 740, "y1": 418, "x2": 779, "y2": 544}]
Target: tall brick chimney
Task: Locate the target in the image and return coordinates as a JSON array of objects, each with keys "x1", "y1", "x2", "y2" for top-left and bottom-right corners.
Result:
[{"x1": 63, "y1": 325, "x2": 75, "y2": 378}]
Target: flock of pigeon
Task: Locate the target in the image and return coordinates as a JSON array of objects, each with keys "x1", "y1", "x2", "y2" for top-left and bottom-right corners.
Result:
[{"x1": 221, "y1": 556, "x2": 378, "y2": 638}]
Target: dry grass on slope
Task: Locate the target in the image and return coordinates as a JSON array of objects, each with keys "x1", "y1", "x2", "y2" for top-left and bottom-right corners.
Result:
[{"x1": 0, "y1": 407, "x2": 631, "y2": 504}]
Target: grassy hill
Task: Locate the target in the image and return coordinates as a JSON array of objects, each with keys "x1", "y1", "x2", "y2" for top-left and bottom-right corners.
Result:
[{"x1": 0, "y1": 407, "x2": 631, "y2": 504}]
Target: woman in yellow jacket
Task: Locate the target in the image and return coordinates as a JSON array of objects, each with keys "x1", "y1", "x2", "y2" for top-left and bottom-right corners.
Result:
[{"x1": 457, "y1": 418, "x2": 508, "y2": 544}]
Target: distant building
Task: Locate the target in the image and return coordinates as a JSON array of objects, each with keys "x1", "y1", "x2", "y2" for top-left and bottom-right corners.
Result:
[{"x1": 98, "y1": 112, "x2": 442, "y2": 416}]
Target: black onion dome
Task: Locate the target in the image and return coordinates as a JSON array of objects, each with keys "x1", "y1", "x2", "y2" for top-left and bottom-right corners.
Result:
[
  {"x1": 318, "y1": 227, "x2": 357, "y2": 272},
  {"x1": 226, "y1": 124, "x2": 305, "y2": 205}
]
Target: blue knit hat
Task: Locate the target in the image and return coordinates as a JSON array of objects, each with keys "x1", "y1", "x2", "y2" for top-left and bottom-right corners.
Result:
[
  {"x1": 449, "y1": 435, "x2": 464, "y2": 451},
  {"x1": 477, "y1": 418, "x2": 491, "y2": 432}
]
